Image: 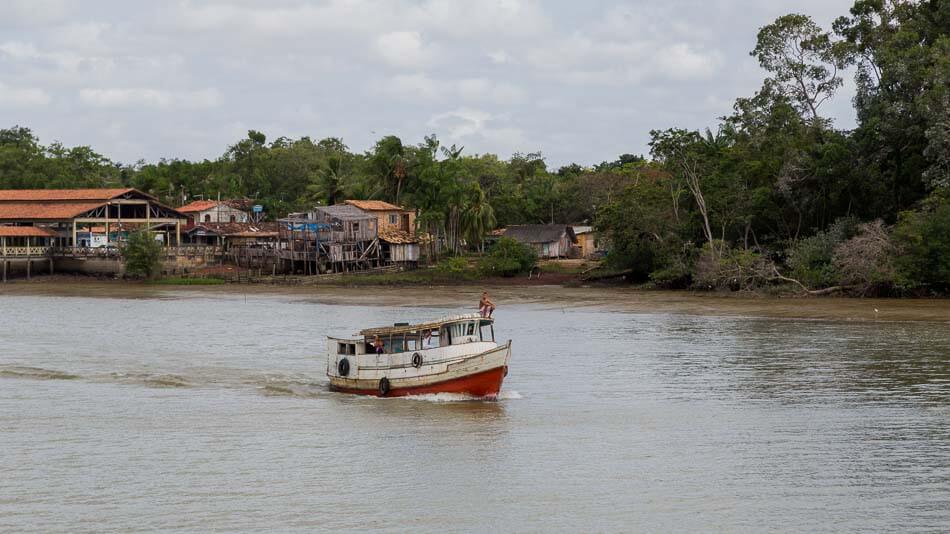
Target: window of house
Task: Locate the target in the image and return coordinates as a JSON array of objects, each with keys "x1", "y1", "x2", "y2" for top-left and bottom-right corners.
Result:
[
  {"x1": 204, "y1": 214, "x2": 211, "y2": 223},
  {"x1": 389, "y1": 214, "x2": 398, "y2": 225},
  {"x1": 230, "y1": 215, "x2": 236, "y2": 223}
]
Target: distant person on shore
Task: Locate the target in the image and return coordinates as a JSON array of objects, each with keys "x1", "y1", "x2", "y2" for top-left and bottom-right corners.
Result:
[
  {"x1": 373, "y1": 335, "x2": 384, "y2": 354},
  {"x1": 479, "y1": 291, "x2": 496, "y2": 318}
]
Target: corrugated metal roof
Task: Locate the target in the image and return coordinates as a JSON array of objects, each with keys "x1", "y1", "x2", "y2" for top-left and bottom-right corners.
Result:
[
  {"x1": 314, "y1": 204, "x2": 377, "y2": 221},
  {"x1": 0, "y1": 188, "x2": 137, "y2": 201},
  {"x1": 0, "y1": 226, "x2": 58, "y2": 237},
  {"x1": 345, "y1": 199, "x2": 404, "y2": 211},
  {"x1": 359, "y1": 313, "x2": 491, "y2": 336},
  {"x1": 183, "y1": 222, "x2": 278, "y2": 237},
  {"x1": 501, "y1": 224, "x2": 577, "y2": 244}
]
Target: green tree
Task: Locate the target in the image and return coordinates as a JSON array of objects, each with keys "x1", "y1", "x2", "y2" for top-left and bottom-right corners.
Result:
[
  {"x1": 752, "y1": 13, "x2": 844, "y2": 122},
  {"x1": 121, "y1": 230, "x2": 163, "y2": 279}
]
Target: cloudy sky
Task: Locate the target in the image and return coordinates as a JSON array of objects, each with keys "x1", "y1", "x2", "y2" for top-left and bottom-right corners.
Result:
[{"x1": 1, "y1": 0, "x2": 857, "y2": 168}]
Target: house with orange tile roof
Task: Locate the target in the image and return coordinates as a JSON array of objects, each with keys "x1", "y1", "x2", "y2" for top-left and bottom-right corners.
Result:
[
  {"x1": 344, "y1": 199, "x2": 415, "y2": 233},
  {"x1": 177, "y1": 200, "x2": 249, "y2": 225}
]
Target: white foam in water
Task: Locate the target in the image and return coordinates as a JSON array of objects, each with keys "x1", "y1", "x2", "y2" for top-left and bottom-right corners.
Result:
[{"x1": 403, "y1": 391, "x2": 523, "y2": 403}]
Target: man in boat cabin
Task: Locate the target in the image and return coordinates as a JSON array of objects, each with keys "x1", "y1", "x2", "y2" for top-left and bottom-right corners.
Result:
[
  {"x1": 373, "y1": 335, "x2": 384, "y2": 354},
  {"x1": 479, "y1": 291, "x2": 496, "y2": 318}
]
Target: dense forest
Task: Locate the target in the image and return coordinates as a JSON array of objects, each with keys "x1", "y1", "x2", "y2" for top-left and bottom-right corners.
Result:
[{"x1": 1, "y1": 1, "x2": 948, "y2": 294}]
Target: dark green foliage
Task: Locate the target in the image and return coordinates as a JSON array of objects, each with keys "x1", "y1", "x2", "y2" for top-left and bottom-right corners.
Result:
[
  {"x1": 785, "y1": 217, "x2": 860, "y2": 288},
  {"x1": 121, "y1": 230, "x2": 163, "y2": 279},
  {"x1": 893, "y1": 198, "x2": 950, "y2": 292},
  {"x1": 478, "y1": 237, "x2": 538, "y2": 277}
]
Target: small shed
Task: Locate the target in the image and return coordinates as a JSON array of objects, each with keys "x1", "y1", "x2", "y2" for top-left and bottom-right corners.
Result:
[
  {"x1": 572, "y1": 225, "x2": 599, "y2": 258},
  {"x1": 379, "y1": 228, "x2": 420, "y2": 264},
  {"x1": 498, "y1": 225, "x2": 577, "y2": 258}
]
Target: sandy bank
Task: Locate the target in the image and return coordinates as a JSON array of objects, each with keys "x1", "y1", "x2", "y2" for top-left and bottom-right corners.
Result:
[{"x1": 2, "y1": 276, "x2": 949, "y2": 323}]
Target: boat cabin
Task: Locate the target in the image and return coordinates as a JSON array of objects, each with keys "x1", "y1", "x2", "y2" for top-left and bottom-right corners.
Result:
[{"x1": 334, "y1": 314, "x2": 495, "y2": 356}]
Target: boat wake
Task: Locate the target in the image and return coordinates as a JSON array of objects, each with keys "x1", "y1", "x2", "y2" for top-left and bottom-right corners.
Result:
[
  {"x1": 403, "y1": 390, "x2": 523, "y2": 403},
  {"x1": 0, "y1": 365, "x2": 79, "y2": 381}
]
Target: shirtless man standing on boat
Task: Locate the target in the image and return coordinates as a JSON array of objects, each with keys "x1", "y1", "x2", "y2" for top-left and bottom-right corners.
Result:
[{"x1": 479, "y1": 291, "x2": 496, "y2": 318}]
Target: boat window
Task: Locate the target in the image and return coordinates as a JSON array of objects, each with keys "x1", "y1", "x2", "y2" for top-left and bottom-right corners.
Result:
[
  {"x1": 466, "y1": 322, "x2": 476, "y2": 336},
  {"x1": 423, "y1": 329, "x2": 439, "y2": 349},
  {"x1": 479, "y1": 322, "x2": 494, "y2": 342},
  {"x1": 338, "y1": 342, "x2": 348, "y2": 355},
  {"x1": 440, "y1": 326, "x2": 452, "y2": 347},
  {"x1": 406, "y1": 333, "x2": 419, "y2": 352},
  {"x1": 390, "y1": 334, "x2": 405, "y2": 353}
]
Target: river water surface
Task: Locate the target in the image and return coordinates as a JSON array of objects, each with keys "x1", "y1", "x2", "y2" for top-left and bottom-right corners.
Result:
[{"x1": 1, "y1": 287, "x2": 949, "y2": 532}]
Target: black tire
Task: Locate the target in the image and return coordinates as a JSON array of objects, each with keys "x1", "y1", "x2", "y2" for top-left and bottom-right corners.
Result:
[
  {"x1": 378, "y1": 377, "x2": 390, "y2": 396},
  {"x1": 338, "y1": 358, "x2": 350, "y2": 377},
  {"x1": 411, "y1": 352, "x2": 423, "y2": 368}
]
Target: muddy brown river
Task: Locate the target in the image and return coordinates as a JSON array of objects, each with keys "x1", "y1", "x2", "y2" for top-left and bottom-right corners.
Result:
[{"x1": 2, "y1": 284, "x2": 949, "y2": 532}]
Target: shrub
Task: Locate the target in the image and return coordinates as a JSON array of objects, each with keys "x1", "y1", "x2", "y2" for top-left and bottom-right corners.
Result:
[
  {"x1": 831, "y1": 220, "x2": 896, "y2": 290},
  {"x1": 121, "y1": 230, "x2": 163, "y2": 279},
  {"x1": 693, "y1": 241, "x2": 774, "y2": 290},
  {"x1": 785, "y1": 217, "x2": 859, "y2": 288},
  {"x1": 436, "y1": 256, "x2": 470, "y2": 274},
  {"x1": 893, "y1": 201, "x2": 950, "y2": 291},
  {"x1": 478, "y1": 237, "x2": 538, "y2": 277}
]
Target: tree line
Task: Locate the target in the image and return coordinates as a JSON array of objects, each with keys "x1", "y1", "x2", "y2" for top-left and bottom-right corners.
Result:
[{"x1": 1, "y1": 1, "x2": 948, "y2": 293}]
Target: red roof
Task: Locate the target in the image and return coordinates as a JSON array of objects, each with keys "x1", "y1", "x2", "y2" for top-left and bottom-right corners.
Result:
[
  {"x1": 0, "y1": 226, "x2": 58, "y2": 238},
  {"x1": 345, "y1": 199, "x2": 404, "y2": 211},
  {"x1": 0, "y1": 188, "x2": 138, "y2": 201},
  {"x1": 177, "y1": 200, "x2": 222, "y2": 213},
  {"x1": 0, "y1": 202, "x2": 106, "y2": 220}
]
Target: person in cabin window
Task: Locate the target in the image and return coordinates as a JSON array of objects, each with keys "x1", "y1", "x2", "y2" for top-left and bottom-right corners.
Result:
[
  {"x1": 479, "y1": 291, "x2": 496, "y2": 318},
  {"x1": 373, "y1": 335, "x2": 384, "y2": 354},
  {"x1": 423, "y1": 329, "x2": 434, "y2": 349}
]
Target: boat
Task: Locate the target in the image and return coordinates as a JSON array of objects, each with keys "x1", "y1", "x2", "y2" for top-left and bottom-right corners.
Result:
[{"x1": 326, "y1": 313, "x2": 511, "y2": 397}]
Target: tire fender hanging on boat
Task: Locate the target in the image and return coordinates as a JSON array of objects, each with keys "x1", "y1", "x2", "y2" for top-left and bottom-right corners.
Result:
[
  {"x1": 338, "y1": 358, "x2": 350, "y2": 377},
  {"x1": 378, "y1": 377, "x2": 390, "y2": 396},
  {"x1": 411, "y1": 352, "x2": 423, "y2": 368}
]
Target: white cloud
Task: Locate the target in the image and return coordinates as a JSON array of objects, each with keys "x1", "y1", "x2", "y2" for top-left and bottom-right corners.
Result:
[
  {"x1": 375, "y1": 31, "x2": 433, "y2": 68},
  {"x1": 488, "y1": 50, "x2": 513, "y2": 64},
  {"x1": 79, "y1": 88, "x2": 221, "y2": 109},
  {"x1": 380, "y1": 75, "x2": 524, "y2": 105},
  {"x1": 427, "y1": 107, "x2": 527, "y2": 149},
  {"x1": 0, "y1": 83, "x2": 51, "y2": 107},
  {"x1": 655, "y1": 43, "x2": 721, "y2": 81}
]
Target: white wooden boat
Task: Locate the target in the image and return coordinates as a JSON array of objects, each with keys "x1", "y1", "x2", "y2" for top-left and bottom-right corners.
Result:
[{"x1": 326, "y1": 313, "x2": 511, "y2": 397}]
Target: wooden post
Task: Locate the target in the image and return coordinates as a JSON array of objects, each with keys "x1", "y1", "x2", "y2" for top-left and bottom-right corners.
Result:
[
  {"x1": 2, "y1": 260, "x2": 6, "y2": 283},
  {"x1": 176, "y1": 220, "x2": 181, "y2": 246},
  {"x1": 72, "y1": 222, "x2": 78, "y2": 248},
  {"x1": 26, "y1": 236, "x2": 31, "y2": 280}
]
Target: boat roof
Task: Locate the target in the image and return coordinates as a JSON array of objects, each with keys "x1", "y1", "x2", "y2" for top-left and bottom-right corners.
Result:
[{"x1": 360, "y1": 313, "x2": 492, "y2": 336}]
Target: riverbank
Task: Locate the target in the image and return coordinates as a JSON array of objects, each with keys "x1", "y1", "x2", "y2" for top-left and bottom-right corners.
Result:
[{"x1": 3, "y1": 274, "x2": 948, "y2": 323}]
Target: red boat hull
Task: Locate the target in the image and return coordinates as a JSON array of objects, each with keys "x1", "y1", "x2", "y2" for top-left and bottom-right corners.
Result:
[{"x1": 330, "y1": 366, "x2": 507, "y2": 398}]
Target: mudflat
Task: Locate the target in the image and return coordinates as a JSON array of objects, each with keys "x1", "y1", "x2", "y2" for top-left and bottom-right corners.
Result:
[{"x1": 2, "y1": 279, "x2": 948, "y2": 323}]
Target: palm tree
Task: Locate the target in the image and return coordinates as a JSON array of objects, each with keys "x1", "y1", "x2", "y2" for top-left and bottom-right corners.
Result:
[
  {"x1": 460, "y1": 184, "x2": 496, "y2": 253},
  {"x1": 306, "y1": 154, "x2": 345, "y2": 205}
]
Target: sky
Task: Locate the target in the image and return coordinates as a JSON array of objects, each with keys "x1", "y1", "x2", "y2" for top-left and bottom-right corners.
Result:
[{"x1": 1, "y1": 0, "x2": 858, "y2": 168}]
